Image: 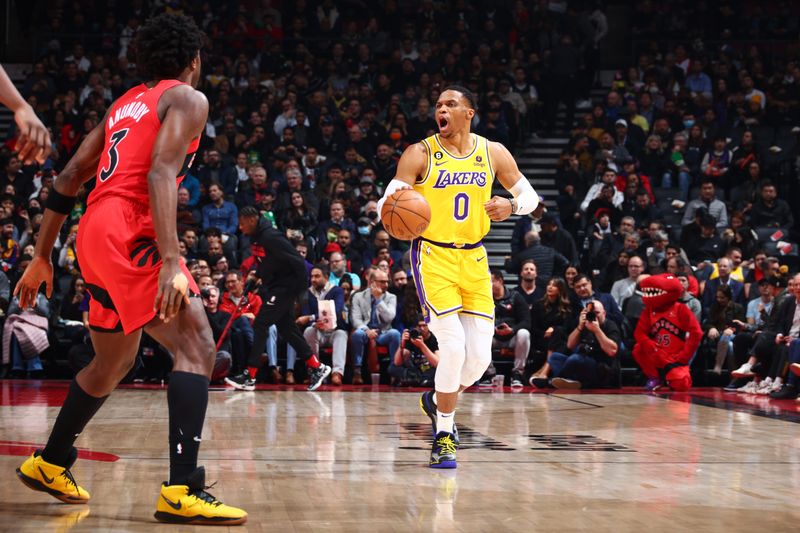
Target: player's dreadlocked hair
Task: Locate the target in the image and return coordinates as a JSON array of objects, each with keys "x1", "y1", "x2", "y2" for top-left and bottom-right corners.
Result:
[{"x1": 134, "y1": 13, "x2": 204, "y2": 80}]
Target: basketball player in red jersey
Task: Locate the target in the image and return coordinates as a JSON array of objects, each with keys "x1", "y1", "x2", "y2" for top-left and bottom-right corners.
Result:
[{"x1": 13, "y1": 14, "x2": 246, "y2": 525}]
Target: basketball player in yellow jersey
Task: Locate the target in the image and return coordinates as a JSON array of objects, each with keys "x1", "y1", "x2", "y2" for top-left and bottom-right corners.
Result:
[{"x1": 377, "y1": 86, "x2": 543, "y2": 468}]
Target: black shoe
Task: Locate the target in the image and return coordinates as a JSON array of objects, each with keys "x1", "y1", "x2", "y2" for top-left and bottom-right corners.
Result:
[
  {"x1": 529, "y1": 376, "x2": 551, "y2": 388},
  {"x1": 419, "y1": 390, "x2": 459, "y2": 444},
  {"x1": 769, "y1": 384, "x2": 797, "y2": 400},
  {"x1": 478, "y1": 375, "x2": 494, "y2": 387},
  {"x1": 723, "y1": 378, "x2": 749, "y2": 392},
  {"x1": 510, "y1": 373, "x2": 525, "y2": 388},
  {"x1": 225, "y1": 372, "x2": 255, "y2": 391},
  {"x1": 307, "y1": 363, "x2": 331, "y2": 391}
]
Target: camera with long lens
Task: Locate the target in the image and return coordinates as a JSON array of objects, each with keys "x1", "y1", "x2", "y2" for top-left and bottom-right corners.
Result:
[{"x1": 584, "y1": 302, "x2": 597, "y2": 322}]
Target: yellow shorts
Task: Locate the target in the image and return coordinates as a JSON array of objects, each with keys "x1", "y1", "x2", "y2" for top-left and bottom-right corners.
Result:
[{"x1": 410, "y1": 238, "x2": 494, "y2": 322}]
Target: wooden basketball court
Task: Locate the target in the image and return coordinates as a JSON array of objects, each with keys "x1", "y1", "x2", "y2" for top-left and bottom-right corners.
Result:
[{"x1": 1, "y1": 380, "x2": 799, "y2": 532}]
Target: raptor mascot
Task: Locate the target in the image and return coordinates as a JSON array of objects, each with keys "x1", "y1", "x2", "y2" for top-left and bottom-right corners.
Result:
[{"x1": 633, "y1": 274, "x2": 703, "y2": 391}]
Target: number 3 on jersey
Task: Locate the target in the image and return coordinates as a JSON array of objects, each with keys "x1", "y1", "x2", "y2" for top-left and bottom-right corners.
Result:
[{"x1": 99, "y1": 128, "x2": 129, "y2": 182}]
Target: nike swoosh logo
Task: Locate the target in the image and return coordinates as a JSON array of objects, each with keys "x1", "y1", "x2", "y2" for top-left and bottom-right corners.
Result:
[
  {"x1": 38, "y1": 467, "x2": 54, "y2": 484},
  {"x1": 435, "y1": 160, "x2": 447, "y2": 166},
  {"x1": 266, "y1": 302, "x2": 276, "y2": 306},
  {"x1": 162, "y1": 495, "x2": 182, "y2": 510},
  {"x1": 476, "y1": 256, "x2": 486, "y2": 262}
]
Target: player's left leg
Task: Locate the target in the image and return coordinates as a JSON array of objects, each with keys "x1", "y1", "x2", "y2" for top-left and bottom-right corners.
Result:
[
  {"x1": 145, "y1": 298, "x2": 247, "y2": 525},
  {"x1": 16, "y1": 328, "x2": 141, "y2": 504},
  {"x1": 458, "y1": 314, "x2": 494, "y2": 387},
  {"x1": 457, "y1": 246, "x2": 494, "y2": 388}
]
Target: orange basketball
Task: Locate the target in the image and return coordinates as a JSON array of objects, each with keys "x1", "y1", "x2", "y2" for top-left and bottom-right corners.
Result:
[{"x1": 380, "y1": 189, "x2": 431, "y2": 240}]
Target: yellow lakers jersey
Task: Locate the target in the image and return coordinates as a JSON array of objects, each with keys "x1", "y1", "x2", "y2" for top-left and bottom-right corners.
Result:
[{"x1": 415, "y1": 133, "x2": 494, "y2": 244}]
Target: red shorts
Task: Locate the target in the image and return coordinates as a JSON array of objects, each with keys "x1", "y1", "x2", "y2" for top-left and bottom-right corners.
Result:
[{"x1": 77, "y1": 197, "x2": 198, "y2": 335}]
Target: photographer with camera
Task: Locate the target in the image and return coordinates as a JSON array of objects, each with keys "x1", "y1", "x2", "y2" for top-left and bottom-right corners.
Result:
[
  {"x1": 546, "y1": 300, "x2": 621, "y2": 389},
  {"x1": 390, "y1": 318, "x2": 439, "y2": 387}
]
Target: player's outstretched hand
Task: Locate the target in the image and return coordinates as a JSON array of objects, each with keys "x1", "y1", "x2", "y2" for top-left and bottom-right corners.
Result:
[
  {"x1": 13, "y1": 256, "x2": 53, "y2": 308},
  {"x1": 14, "y1": 104, "x2": 51, "y2": 165},
  {"x1": 155, "y1": 260, "x2": 191, "y2": 323},
  {"x1": 484, "y1": 195, "x2": 513, "y2": 221}
]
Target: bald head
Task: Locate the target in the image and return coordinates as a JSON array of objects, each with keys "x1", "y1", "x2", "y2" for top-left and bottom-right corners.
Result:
[{"x1": 524, "y1": 230, "x2": 540, "y2": 247}]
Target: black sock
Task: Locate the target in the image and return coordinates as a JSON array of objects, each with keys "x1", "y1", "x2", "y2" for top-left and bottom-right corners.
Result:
[
  {"x1": 168, "y1": 371, "x2": 209, "y2": 486},
  {"x1": 42, "y1": 380, "x2": 108, "y2": 466}
]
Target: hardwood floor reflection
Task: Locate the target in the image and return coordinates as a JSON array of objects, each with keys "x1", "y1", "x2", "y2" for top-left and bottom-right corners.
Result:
[{"x1": 1, "y1": 382, "x2": 800, "y2": 532}]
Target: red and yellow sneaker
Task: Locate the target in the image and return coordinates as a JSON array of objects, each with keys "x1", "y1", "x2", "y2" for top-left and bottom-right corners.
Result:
[
  {"x1": 16, "y1": 450, "x2": 90, "y2": 504},
  {"x1": 154, "y1": 467, "x2": 247, "y2": 525}
]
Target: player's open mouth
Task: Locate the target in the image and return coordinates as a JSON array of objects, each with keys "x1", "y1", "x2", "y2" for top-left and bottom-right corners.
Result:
[{"x1": 438, "y1": 117, "x2": 449, "y2": 131}]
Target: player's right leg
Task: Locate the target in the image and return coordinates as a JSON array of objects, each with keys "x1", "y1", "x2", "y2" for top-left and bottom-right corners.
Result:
[
  {"x1": 272, "y1": 310, "x2": 330, "y2": 391},
  {"x1": 145, "y1": 298, "x2": 247, "y2": 525},
  {"x1": 426, "y1": 314, "x2": 467, "y2": 468},
  {"x1": 17, "y1": 328, "x2": 141, "y2": 504},
  {"x1": 226, "y1": 297, "x2": 272, "y2": 390}
]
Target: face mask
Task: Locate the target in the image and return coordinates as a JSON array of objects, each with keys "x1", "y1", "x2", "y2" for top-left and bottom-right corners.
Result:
[
  {"x1": 683, "y1": 119, "x2": 695, "y2": 129},
  {"x1": 358, "y1": 226, "x2": 370, "y2": 236}
]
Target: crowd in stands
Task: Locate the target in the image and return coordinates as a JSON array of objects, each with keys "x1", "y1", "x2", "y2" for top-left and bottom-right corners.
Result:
[{"x1": 2, "y1": 1, "x2": 800, "y2": 397}]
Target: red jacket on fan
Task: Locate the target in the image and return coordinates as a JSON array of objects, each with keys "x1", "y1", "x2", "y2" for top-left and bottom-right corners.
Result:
[{"x1": 219, "y1": 291, "x2": 262, "y2": 323}]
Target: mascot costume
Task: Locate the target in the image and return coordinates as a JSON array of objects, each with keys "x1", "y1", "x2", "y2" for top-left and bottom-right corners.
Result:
[{"x1": 633, "y1": 274, "x2": 703, "y2": 391}]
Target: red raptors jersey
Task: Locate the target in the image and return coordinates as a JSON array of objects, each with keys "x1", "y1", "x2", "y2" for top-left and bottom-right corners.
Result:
[{"x1": 89, "y1": 79, "x2": 200, "y2": 207}]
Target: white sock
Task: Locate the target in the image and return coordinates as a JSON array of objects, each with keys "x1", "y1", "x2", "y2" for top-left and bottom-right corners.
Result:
[{"x1": 436, "y1": 410, "x2": 454, "y2": 434}]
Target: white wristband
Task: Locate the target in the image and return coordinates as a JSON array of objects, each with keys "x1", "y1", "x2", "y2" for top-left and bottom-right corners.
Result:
[
  {"x1": 376, "y1": 178, "x2": 411, "y2": 221},
  {"x1": 508, "y1": 175, "x2": 539, "y2": 215}
]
